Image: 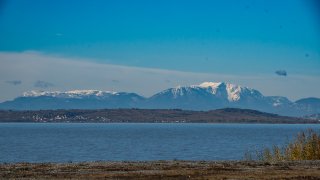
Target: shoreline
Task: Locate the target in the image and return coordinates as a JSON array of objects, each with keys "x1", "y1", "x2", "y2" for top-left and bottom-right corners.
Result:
[
  {"x1": 1, "y1": 108, "x2": 317, "y2": 124},
  {"x1": 1, "y1": 160, "x2": 320, "y2": 179},
  {"x1": 1, "y1": 122, "x2": 320, "y2": 124}
]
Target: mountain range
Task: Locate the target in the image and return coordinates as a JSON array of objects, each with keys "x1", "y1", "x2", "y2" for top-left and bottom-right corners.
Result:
[{"x1": 0, "y1": 82, "x2": 319, "y2": 117}]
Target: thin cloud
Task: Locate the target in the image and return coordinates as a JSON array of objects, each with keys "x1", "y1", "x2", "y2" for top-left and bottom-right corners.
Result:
[
  {"x1": 34, "y1": 81, "x2": 54, "y2": 88},
  {"x1": 275, "y1": 70, "x2": 287, "y2": 77},
  {"x1": 5, "y1": 80, "x2": 22, "y2": 85},
  {"x1": 0, "y1": 51, "x2": 319, "y2": 102}
]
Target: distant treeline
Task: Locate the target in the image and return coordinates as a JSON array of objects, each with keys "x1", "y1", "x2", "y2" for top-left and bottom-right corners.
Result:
[{"x1": 0, "y1": 108, "x2": 317, "y2": 124}]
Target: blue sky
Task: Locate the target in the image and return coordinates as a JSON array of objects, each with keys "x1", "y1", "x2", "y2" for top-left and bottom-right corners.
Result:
[{"x1": 0, "y1": 0, "x2": 320, "y2": 101}]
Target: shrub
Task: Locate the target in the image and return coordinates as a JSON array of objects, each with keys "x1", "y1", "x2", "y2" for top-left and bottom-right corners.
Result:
[{"x1": 245, "y1": 129, "x2": 320, "y2": 162}]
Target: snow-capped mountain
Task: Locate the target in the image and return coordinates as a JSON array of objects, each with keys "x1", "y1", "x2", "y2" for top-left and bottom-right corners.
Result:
[
  {"x1": 147, "y1": 82, "x2": 273, "y2": 112},
  {"x1": 23, "y1": 90, "x2": 118, "y2": 99},
  {"x1": 147, "y1": 82, "x2": 320, "y2": 116},
  {"x1": 0, "y1": 82, "x2": 319, "y2": 117},
  {"x1": 147, "y1": 85, "x2": 222, "y2": 110},
  {"x1": 0, "y1": 90, "x2": 144, "y2": 110},
  {"x1": 198, "y1": 82, "x2": 264, "y2": 102}
]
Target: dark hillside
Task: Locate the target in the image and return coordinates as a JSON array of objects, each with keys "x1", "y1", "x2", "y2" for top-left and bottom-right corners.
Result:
[{"x1": 0, "y1": 108, "x2": 317, "y2": 124}]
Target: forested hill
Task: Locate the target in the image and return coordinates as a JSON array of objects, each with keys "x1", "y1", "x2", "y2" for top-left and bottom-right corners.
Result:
[{"x1": 0, "y1": 108, "x2": 317, "y2": 124}]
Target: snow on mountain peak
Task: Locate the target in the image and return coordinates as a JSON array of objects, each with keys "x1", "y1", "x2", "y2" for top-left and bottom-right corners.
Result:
[
  {"x1": 199, "y1": 82, "x2": 223, "y2": 88},
  {"x1": 64, "y1": 90, "x2": 116, "y2": 96},
  {"x1": 156, "y1": 81, "x2": 258, "y2": 102},
  {"x1": 22, "y1": 90, "x2": 118, "y2": 98},
  {"x1": 198, "y1": 82, "x2": 258, "y2": 101},
  {"x1": 23, "y1": 90, "x2": 44, "y2": 97},
  {"x1": 166, "y1": 85, "x2": 199, "y2": 98},
  {"x1": 225, "y1": 84, "x2": 243, "y2": 101}
]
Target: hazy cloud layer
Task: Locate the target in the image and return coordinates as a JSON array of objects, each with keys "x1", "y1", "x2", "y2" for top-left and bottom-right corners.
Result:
[
  {"x1": 5, "y1": 80, "x2": 22, "y2": 85},
  {"x1": 0, "y1": 51, "x2": 319, "y2": 102},
  {"x1": 34, "y1": 80, "x2": 54, "y2": 88},
  {"x1": 111, "y1": 80, "x2": 120, "y2": 83},
  {"x1": 275, "y1": 70, "x2": 287, "y2": 76}
]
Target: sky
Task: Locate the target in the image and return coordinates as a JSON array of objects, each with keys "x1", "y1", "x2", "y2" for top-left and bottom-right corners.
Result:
[{"x1": 0, "y1": 0, "x2": 320, "y2": 102}]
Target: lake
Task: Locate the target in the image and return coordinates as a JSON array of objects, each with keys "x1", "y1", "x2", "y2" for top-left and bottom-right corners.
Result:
[{"x1": 1, "y1": 123, "x2": 320, "y2": 163}]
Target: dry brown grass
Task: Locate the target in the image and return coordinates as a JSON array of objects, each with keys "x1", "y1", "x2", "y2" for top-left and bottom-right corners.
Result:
[{"x1": 247, "y1": 129, "x2": 320, "y2": 162}]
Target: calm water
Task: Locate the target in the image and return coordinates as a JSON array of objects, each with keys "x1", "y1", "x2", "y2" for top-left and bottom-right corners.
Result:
[{"x1": 1, "y1": 123, "x2": 320, "y2": 163}]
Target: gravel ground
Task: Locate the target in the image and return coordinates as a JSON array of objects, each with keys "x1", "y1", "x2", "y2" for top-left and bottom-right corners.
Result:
[{"x1": 1, "y1": 160, "x2": 320, "y2": 179}]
